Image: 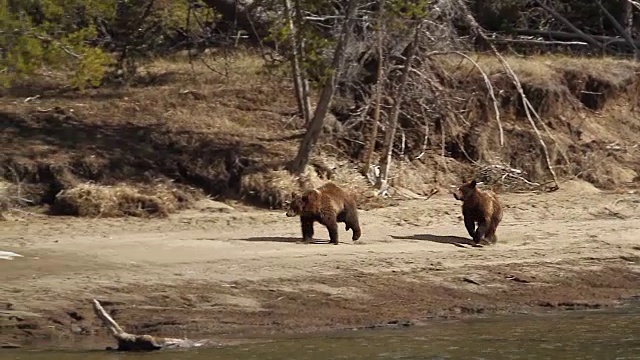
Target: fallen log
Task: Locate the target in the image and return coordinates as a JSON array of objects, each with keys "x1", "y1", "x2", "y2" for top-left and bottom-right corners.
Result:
[
  {"x1": 506, "y1": 29, "x2": 640, "y2": 49},
  {"x1": 92, "y1": 299, "x2": 210, "y2": 351}
]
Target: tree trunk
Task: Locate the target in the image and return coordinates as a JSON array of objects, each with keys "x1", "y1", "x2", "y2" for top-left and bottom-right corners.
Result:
[
  {"x1": 508, "y1": 28, "x2": 640, "y2": 48},
  {"x1": 360, "y1": 0, "x2": 386, "y2": 176},
  {"x1": 376, "y1": 24, "x2": 420, "y2": 191},
  {"x1": 533, "y1": 0, "x2": 605, "y2": 50},
  {"x1": 596, "y1": 0, "x2": 639, "y2": 59},
  {"x1": 622, "y1": 0, "x2": 633, "y2": 38},
  {"x1": 293, "y1": 0, "x2": 312, "y2": 125},
  {"x1": 620, "y1": 0, "x2": 633, "y2": 34},
  {"x1": 282, "y1": 0, "x2": 306, "y2": 119},
  {"x1": 288, "y1": 0, "x2": 360, "y2": 174}
]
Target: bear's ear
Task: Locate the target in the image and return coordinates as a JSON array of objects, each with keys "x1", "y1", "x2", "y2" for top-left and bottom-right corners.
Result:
[{"x1": 470, "y1": 179, "x2": 477, "y2": 187}]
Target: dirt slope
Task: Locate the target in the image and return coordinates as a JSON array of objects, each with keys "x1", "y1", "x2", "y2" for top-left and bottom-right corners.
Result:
[
  {"x1": 1, "y1": 180, "x2": 639, "y2": 349},
  {"x1": 1, "y1": 53, "x2": 639, "y2": 219}
]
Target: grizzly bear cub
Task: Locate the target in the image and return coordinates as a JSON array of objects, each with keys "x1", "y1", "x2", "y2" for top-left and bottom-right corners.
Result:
[
  {"x1": 286, "y1": 182, "x2": 361, "y2": 245},
  {"x1": 453, "y1": 179, "x2": 503, "y2": 245}
]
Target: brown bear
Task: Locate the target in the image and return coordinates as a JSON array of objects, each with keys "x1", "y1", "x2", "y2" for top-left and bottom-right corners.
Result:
[
  {"x1": 285, "y1": 182, "x2": 361, "y2": 245},
  {"x1": 453, "y1": 179, "x2": 503, "y2": 245}
]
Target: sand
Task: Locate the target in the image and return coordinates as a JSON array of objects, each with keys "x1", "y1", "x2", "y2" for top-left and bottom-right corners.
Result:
[{"x1": 1, "y1": 180, "x2": 639, "y2": 349}]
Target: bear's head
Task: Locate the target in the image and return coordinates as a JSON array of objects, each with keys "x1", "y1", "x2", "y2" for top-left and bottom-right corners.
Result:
[
  {"x1": 453, "y1": 179, "x2": 478, "y2": 201},
  {"x1": 285, "y1": 192, "x2": 305, "y2": 217},
  {"x1": 285, "y1": 190, "x2": 320, "y2": 217}
]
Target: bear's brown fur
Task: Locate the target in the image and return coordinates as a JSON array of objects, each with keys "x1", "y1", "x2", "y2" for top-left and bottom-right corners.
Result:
[
  {"x1": 453, "y1": 179, "x2": 503, "y2": 245},
  {"x1": 285, "y1": 182, "x2": 361, "y2": 245}
]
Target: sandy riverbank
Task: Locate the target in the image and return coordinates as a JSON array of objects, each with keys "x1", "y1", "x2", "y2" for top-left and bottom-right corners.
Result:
[{"x1": 1, "y1": 180, "x2": 639, "y2": 349}]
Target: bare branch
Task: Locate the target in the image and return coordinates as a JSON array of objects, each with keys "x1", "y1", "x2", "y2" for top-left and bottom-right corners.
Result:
[
  {"x1": 532, "y1": 0, "x2": 605, "y2": 50},
  {"x1": 31, "y1": 33, "x2": 82, "y2": 59},
  {"x1": 595, "y1": 0, "x2": 639, "y2": 59},
  {"x1": 455, "y1": 0, "x2": 560, "y2": 190},
  {"x1": 376, "y1": 21, "x2": 423, "y2": 192},
  {"x1": 492, "y1": 38, "x2": 589, "y2": 47},
  {"x1": 427, "y1": 51, "x2": 503, "y2": 147},
  {"x1": 507, "y1": 28, "x2": 640, "y2": 48}
]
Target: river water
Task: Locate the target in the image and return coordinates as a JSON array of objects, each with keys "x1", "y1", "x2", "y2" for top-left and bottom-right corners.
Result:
[{"x1": 3, "y1": 305, "x2": 640, "y2": 360}]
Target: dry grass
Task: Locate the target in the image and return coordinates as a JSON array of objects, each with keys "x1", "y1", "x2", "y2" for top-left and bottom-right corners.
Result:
[
  {"x1": 438, "y1": 54, "x2": 638, "y2": 87},
  {"x1": 437, "y1": 54, "x2": 639, "y2": 113},
  {"x1": 0, "y1": 181, "x2": 10, "y2": 221},
  {"x1": 237, "y1": 154, "x2": 397, "y2": 210},
  {"x1": 239, "y1": 166, "x2": 324, "y2": 208},
  {"x1": 0, "y1": 50, "x2": 304, "y2": 216},
  {"x1": 51, "y1": 182, "x2": 195, "y2": 218},
  {"x1": 426, "y1": 53, "x2": 640, "y2": 188}
]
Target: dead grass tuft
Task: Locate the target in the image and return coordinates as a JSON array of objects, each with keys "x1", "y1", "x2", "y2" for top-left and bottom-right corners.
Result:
[
  {"x1": 51, "y1": 182, "x2": 196, "y2": 218},
  {"x1": 0, "y1": 181, "x2": 10, "y2": 220},
  {"x1": 239, "y1": 166, "x2": 324, "y2": 209},
  {"x1": 389, "y1": 156, "x2": 471, "y2": 194}
]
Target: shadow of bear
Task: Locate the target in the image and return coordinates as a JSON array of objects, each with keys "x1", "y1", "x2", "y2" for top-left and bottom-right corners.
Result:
[
  {"x1": 237, "y1": 236, "x2": 332, "y2": 244},
  {"x1": 390, "y1": 234, "x2": 476, "y2": 248}
]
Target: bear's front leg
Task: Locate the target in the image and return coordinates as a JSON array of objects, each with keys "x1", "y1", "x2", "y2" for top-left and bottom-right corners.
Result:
[
  {"x1": 473, "y1": 222, "x2": 488, "y2": 245},
  {"x1": 344, "y1": 211, "x2": 361, "y2": 241},
  {"x1": 463, "y1": 216, "x2": 476, "y2": 239},
  {"x1": 300, "y1": 216, "x2": 314, "y2": 243}
]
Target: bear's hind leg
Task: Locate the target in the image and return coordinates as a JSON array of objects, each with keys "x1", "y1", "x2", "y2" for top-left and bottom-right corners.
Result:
[
  {"x1": 301, "y1": 216, "x2": 314, "y2": 243},
  {"x1": 486, "y1": 223, "x2": 498, "y2": 244},
  {"x1": 322, "y1": 217, "x2": 340, "y2": 245}
]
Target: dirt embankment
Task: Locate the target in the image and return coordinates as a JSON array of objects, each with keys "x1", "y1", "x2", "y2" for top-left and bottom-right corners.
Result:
[
  {"x1": 1, "y1": 52, "x2": 639, "y2": 219},
  {"x1": 1, "y1": 181, "x2": 640, "y2": 349}
]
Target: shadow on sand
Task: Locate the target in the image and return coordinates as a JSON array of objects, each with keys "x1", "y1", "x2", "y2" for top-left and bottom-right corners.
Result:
[
  {"x1": 390, "y1": 234, "x2": 476, "y2": 248},
  {"x1": 237, "y1": 236, "x2": 332, "y2": 244}
]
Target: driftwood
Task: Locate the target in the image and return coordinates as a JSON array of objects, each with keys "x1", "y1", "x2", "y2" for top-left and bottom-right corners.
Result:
[{"x1": 92, "y1": 299, "x2": 210, "y2": 351}]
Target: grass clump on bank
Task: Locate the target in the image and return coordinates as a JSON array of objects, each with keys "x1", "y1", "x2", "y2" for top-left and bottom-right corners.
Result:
[{"x1": 51, "y1": 182, "x2": 196, "y2": 218}]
